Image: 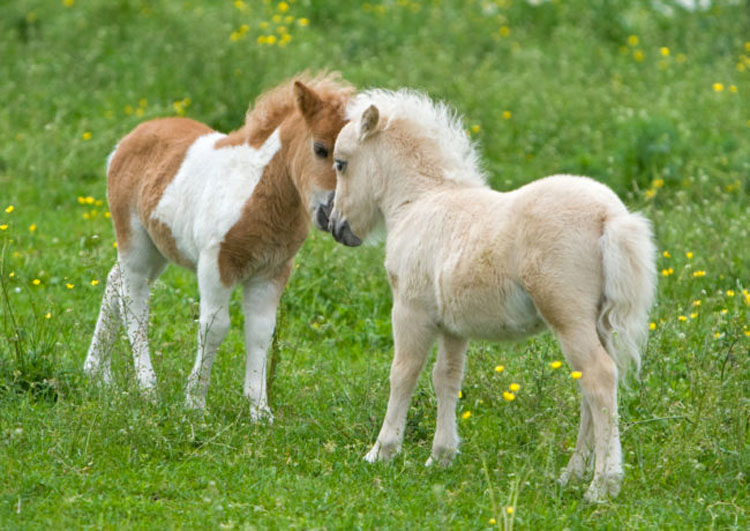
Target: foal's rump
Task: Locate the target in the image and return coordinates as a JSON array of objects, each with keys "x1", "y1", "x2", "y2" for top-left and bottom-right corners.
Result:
[
  {"x1": 107, "y1": 117, "x2": 214, "y2": 266},
  {"x1": 511, "y1": 175, "x2": 655, "y2": 377}
]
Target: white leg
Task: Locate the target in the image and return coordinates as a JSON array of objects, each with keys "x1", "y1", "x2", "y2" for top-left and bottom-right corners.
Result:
[
  {"x1": 365, "y1": 302, "x2": 436, "y2": 463},
  {"x1": 558, "y1": 329, "x2": 622, "y2": 502},
  {"x1": 426, "y1": 333, "x2": 468, "y2": 467},
  {"x1": 185, "y1": 251, "x2": 232, "y2": 411},
  {"x1": 559, "y1": 396, "x2": 594, "y2": 486},
  {"x1": 241, "y1": 271, "x2": 287, "y2": 423},
  {"x1": 84, "y1": 263, "x2": 123, "y2": 384}
]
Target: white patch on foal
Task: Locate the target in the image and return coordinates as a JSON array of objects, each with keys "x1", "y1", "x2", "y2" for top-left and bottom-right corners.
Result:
[{"x1": 152, "y1": 128, "x2": 282, "y2": 264}]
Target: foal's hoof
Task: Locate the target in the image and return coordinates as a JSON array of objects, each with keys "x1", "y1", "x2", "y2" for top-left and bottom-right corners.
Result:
[
  {"x1": 184, "y1": 393, "x2": 206, "y2": 412},
  {"x1": 364, "y1": 440, "x2": 399, "y2": 463},
  {"x1": 583, "y1": 472, "x2": 623, "y2": 503},
  {"x1": 249, "y1": 404, "x2": 274, "y2": 424},
  {"x1": 425, "y1": 447, "x2": 458, "y2": 467}
]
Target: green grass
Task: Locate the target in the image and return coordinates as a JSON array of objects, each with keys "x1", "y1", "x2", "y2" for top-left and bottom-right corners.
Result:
[{"x1": 2, "y1": 0, "x2": 749, "y2": 528}]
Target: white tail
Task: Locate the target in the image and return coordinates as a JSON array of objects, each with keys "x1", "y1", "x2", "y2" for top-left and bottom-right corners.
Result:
[{"x1": 598, "y1": 212, "x2": 657, "y2": 379}]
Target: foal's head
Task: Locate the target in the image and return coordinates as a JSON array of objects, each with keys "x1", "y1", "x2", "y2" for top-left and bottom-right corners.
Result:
[
  {"x1": 283, "y1": 76, "x2": 353, "y2": 231},
  {"x1": 328, "y1": 89, "x2": 486, "y2": 247}
]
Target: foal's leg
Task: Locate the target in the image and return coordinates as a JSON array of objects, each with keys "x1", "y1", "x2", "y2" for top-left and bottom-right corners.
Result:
[
  {"x1": 185, "y1": 250, "x2": 232, "y2": 410},
  {"x1": 426, "y1": 332, "x2": 469, "y2": 467},
  {"x1": 116, "y1": 226, "x2": 168, "y2": 392},
  {"x1": 558, "y1": 396, "x2": 594, "y2": 486},
  {"x1": 365, "y1": 302, "x2": 436, "y2": 463},
  {"x1": 84, "y1": 263, "x2": 123, "y2": 383},
  {"x1": 557, "y1": 327, "x2": 621, "y2": 503},
  {"x1": 241, "y1": 266, "x2": 289, "y2": 423}
]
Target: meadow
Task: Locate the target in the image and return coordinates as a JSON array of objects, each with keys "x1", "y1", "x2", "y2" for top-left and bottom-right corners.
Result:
[{"x1": 1, "y1": 0, "x2": 749, "y2": 528}]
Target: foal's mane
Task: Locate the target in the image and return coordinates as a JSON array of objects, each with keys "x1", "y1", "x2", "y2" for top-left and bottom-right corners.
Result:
[
  {"x1": 348, "y1": 89, "x2": 487, "y2": 186},
  {"x1": 243, "y1": 71, "x2": 354, "y2": 145}
]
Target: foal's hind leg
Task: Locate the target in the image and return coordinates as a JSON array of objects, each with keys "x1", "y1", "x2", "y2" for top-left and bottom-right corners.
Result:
[
  {"x1": 84, "y1": 263, "x2": 123, "y2": 383},
  {"x1": 556, "y1": 327, "x2": 621, "y2": 503},
  {"x1": 426, "y1": 332, "x2": 469, "y2": 467},
  {"x1": 185, "y1": 250, "x2": 232, "y2": 411},
  {"x1": 559, "y1": 396, "x2": 594, "y2": 486},
  {"x1": 118, "y1": 224, "x2": 168, "y2": 392},
  {"x1": 365, "y1": 302, "x2": 436, "y2": 463}
]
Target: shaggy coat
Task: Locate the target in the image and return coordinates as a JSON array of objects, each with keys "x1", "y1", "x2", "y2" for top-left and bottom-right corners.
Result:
[
  {"x1": 85, "y1": 74, "x2": 353, "y2": 420},
  {"x1": 328, "y1": 90, "x2": 656, "y2": 502}
]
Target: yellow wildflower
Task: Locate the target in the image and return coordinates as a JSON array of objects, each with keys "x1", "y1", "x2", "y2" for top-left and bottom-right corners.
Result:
[
  {"x1": 278, "y1": 1, "x2": 289, "y2": 12},
  {"x1": 45, "y1": 312, "x2": 51, "y2": 319},
  {"x1": 82, "y1": 132, "x2": 92, "y2": 141},
  {"x1": 509, "y1": 383, "x2": 520, "y2": 392},
  {"x1": 686, "y1": 251, "x2": 693, "y2": 259},
  {"x1": 744, "y1": 330, "x2": 750, "y2": 337},
  {"x1": 9, "y1": 272, "x2": 15, "y2": 278},
  {"x1": 649, "y1": 322, "x2": 656, "y2": 331},
  {"x1": 5, "y1": 205, "x2": 14, "y2": 213},
  {"x1": 66, "y1": 283, "x2": 74, "y2": 289},
  {"x1": 90, "y1": 279, "x2": 100, "y2": 286},
  {"x1": 506, "y1": 506, "x2": 514, "y2": 515},
  {"x1": 692, "y1": 270, "x2": 706, "y2": 278},
  {"x1": 690, "y1": 312, "x2": 698, "y2": 319},
  {"x1": 678, "y1": 315, "x2": 687, "y2": 322},
  {"x1": 489, "y1": 519, "x2": 496, "y2": 525},
  {"x1": 471, "y1": 124, "x2": 480, "y2": 134},
  {"x1": 693, "y1": 300, "x2": 701, "y2": 307},
  {"x1": 458, "y1": 390, "x2": 463, "y2": 398},
  {"x1": 633, "y1": 50, "x2": 644, "y2": 62},
  {"x1": 63, "y1": 0, "x2": 74, "y2": 7},
  {"x1": 272, "y1": 14, "x2": 282, "y2": 23},
  {"x1": 627, "y1": 35, "x2": 639, "y2": 47},
  {"x1": 720, "y1": 309, "x2": 728, "y2": 315},
  {"x1": 461, "y1": 411, "x2": 471, "y2": 420},
  {"x1": 85, "y1": 196, "x2": 94, "y2": 204},
  {"x1": 663, "y1": 251, "x2": 671, "y2": 258},
  {"x1": 29, "y1": 224, "x2": 36, "y2": 232},
  {"x1": 0, "y1": 224, "x2": 7, "y2": 231},
  {"x1": 113, "y1": 241, "x2": 118, "y2": 248},
  {"x1": 502, "y1": 110, "x2": 512, "y2": 120},
  {"x1": 713, "y1": 82, "x2": 724, "y2": 92},
  {"x1": 727, "y1": 290, "x2": 735, "y2": 297},
  {"x1": 33, "y1": 279, "x2": 41, "y2": 286},
  {"x1": 714, "y1": 332, "x2": 722, "y2": 339},
  {"x1": 503, "y1": 391, "x2": 515, "y2": 401},
  {"x1": 298, "y1": 17, "x2": 309, "y2": 26},
  {"x1": 652, "y1": 178, "x2": 664, "y2": 189},
  {"x1": 730, "y1": 85, "x2": 737, "y2": 93},
  {"x1": 549, "y1": 360, "x2": 562, "y2": 369},
  {"x1": 660, "y1": 46, "x2": 670, "y2": 56},
  {"x1": 494, "y1": 365, "x2": 505, "y2": 373},
  {"x1": 267, "y1": 35, "x2": 277, "y2": 45},
  {"x1": 570, "y1": 371, "x2": 582, "y2": 380}
]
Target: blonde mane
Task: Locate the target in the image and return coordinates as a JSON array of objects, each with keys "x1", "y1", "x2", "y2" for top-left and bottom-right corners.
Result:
[
  {"x1": 244, "y1": 71, "x2": 354, "y2": 143},
  {"x1": 347, "y1": 89, "x2": 487, "y2": 186}
]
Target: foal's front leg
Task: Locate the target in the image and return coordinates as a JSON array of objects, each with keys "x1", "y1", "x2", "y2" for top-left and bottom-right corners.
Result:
[
  {"x1": 185, "y1": 253, "x2": 233, "y2": 410},
  {"x1": 426, "y1": 333, "x2": 469, "y2": 467},
  {"x1": 241, "y1": 271, "x2": 287, "y2": 423},
  {"x1": 365, "y1": 302, "x2": 436, "y2": 463}
]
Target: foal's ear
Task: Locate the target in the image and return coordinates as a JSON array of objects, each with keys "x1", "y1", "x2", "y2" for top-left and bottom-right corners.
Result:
[
  {"x1": 294, "y1": 81, "x2": 322, "y2": 120},
  {"x1": 359, "y1": 105, "x2": 380, "y2": 142}
]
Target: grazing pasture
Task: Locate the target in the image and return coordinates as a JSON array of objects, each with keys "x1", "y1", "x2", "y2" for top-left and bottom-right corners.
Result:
[{"x1": 1, "y1": 0, "x2": 749, "y2": 528}]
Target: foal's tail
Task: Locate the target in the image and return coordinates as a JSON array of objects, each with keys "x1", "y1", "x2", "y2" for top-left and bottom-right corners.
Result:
[{"x1": 598, "y1": 212, "x2": 657, "y2": 380}]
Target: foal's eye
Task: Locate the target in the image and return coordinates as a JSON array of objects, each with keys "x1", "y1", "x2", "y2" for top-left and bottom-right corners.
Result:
[
  {"x1": 313, "y1": 143, "x2": 329, "y2": 159},
  {"x1": 334, "y1": 159, "x2": 348, "y2": 173}
]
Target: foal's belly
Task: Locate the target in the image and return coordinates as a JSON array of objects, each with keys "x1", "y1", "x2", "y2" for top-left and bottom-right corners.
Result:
[{"x1": 438, "y1": 280, "x2": 546, "y2": 341}]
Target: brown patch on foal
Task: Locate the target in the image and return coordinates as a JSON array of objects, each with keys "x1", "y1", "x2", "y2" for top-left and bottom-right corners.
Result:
[
  {"x1": 108, "y1": 117, "x2": 211, "y2": 265},
  {"x1": 217, "y1": 74, "x2": 352, "y2": 285}
]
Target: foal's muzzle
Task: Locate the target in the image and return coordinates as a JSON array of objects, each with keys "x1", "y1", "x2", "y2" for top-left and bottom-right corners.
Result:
[
  {"x1": 329, "y1": 216, "x2": 363, "y2": 247},
  {"x1": 314, "y1": 193, "x2": 335, "y2": 232}
]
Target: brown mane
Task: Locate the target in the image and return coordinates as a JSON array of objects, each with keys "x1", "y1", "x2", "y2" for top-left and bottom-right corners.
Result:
[{"x1": 218, "y1": 71, "x2": 354, "y2": 148}]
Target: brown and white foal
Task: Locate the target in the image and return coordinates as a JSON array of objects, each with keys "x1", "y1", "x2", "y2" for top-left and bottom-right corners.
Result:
[{"x1": 84, "y1": 74, "x2": 353, "y2": 420}]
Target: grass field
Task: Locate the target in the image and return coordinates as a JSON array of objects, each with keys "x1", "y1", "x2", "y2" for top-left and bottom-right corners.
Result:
[{"x1": 1, "y1": 0, "x2": 749, "y2": 528}]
